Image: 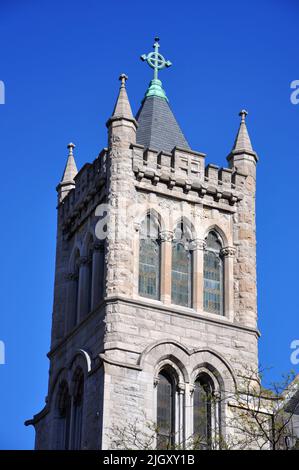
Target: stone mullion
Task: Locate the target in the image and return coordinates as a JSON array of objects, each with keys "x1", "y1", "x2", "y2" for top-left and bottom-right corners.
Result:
[
  {"x1": 178, "y1": 384, "x2": 185, "y2": 448},
  {"x1": 221, "y1": 246, "x2": 236, "y2": 321},
  {"x1": 187, "y1": 385, "x2": 195, "y2": 443},
  {"x1": 160, "y1": 231, "x2": 173, "y2": 305},
  {"x1": 191, "y1": 239, "x2": 206, "y2": 313}
]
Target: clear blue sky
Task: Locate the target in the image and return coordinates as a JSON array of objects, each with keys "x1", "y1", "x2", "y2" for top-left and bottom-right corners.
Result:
[{"x1": 0, "y1": 0, "x2": 298, "y2": 449}]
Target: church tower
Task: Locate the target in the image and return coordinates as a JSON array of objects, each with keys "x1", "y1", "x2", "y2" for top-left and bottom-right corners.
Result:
[{"x1": 26, "y1": 39, "x2": 259, "y2": 450}]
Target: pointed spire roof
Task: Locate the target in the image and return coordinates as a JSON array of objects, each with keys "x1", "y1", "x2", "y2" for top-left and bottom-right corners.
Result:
[
  {"x1": 136, "y1": 37, "x2": 189, "y2": 152},
  {"x1": 227, "y1": 109, "x2": 258, "y2": 166},
  {"x1": 111, "y1": 74, "x2": 134, "y2": 121},
  {"x1": 232, "y1": 110, "x2": 253, "y2": 153},
  {"x1": 61, "y1": 143, "x2": 78, "y2": 184},
  {"x1": 136, "y1": 96, "x2": 190, "y2": 152}
]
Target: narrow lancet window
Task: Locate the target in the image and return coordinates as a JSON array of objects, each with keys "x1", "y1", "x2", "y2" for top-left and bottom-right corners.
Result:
[
  {"x1": 171, "y1": 222, "x2": 192, "y2": 307},
  {"x1": 139, "y1": 214, "x2": 160, "y2": 299},
  {"x1": 193, "y1": 374, "x2": 214, "y2": 449},
  {"x1": 204, "y1": 231, "x2": 223, "y2": 315},
  {"x1": 157, "y1": 370, "x2": 175, "y2": 449}
]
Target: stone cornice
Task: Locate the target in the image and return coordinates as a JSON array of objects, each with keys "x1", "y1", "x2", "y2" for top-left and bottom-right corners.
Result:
[
  {"x1": 105, "y1": 295, "x2": 261, "y2": 338},
  {"x1": 47, "y1": 295, "x2": 260, "y2": 361},
  {"x1": 133, "y1": 168, "x2": 242, "y2": 204},
  {"x1": 227, "y1": 148, "x2": 259, "y2": 164},
  {"x1": 48, "y1": 301, "x2": 106, "y2": 358},
  {"x1": 99, "y1": 353, "x2": 142, "y2": 371},
  {"x1": 135, "y1": 182, "x2": 238, "y2": 214},
  {"x1": 106, "y1": 115, "x2": 138, "y2": 129}
]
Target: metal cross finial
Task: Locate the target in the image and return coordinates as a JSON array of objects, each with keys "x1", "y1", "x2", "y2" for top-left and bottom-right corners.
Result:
[
  {"x1": 141, "y1": 37, "x2": 172, "y2": 81},
  {"x1": 239, "y1": 109, "x2": 248, "y2": 122},
  {"x1": 119, "y1": 73, "x2": 128, "y2": 88}
]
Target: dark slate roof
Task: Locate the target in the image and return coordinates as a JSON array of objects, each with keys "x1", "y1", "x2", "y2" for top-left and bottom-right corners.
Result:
[{"x1": 135, "y1": 95, "x2": 190, "y2": 153}]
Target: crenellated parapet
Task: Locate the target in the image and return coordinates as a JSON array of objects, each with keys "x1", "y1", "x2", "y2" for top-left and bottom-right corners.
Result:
[
  {"x1": 58, "y1": 148, "x2": 108, "y2": 238},
  {"x1": 132, "y1": 143, "x2": 246, "y2": 206}
]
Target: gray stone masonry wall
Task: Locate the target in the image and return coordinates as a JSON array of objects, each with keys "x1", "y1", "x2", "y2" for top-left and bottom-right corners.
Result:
[{"x1": 30, "y1": 100, "x2": 259, "y2": 449}]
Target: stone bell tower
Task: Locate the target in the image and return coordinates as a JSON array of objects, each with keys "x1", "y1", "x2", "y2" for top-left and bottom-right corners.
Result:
[{"x1": 26, "y1": 38, "x2": 259, "y2": 450}]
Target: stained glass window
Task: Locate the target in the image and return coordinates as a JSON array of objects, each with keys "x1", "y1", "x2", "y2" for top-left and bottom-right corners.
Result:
[
  {"x1": 204, "y1": 231, "x2": 223, "y2": 315},
  {"x1": 139, "y1": 214, "x2": 160, "y2": 299},
  {"x1": 171, "y1": 222, "x2": 192, "y2": 307},
  {"x1": 193, "y1": 375, "x2": 213, "y2": 449},
  {"x1": 157, "y1": 371, "x2": 175, "y2": 449}
]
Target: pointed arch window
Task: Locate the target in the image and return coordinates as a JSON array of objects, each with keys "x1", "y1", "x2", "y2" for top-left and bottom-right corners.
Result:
[
  {"x1": 139, "y1": 214, "x2": 160, "y2": 300},
  {"x1": 171, "y1": 222, "x2": 192, "y2": 307},
  {"x1": 193, "y1": 374, "x2": 214, "y2": 449},
  {"x1": 157, "y1": 370, "x2": 176, "y2": 449},
  {"x1": 204, "y1": 231, "x2": 224, "y2": 315}
]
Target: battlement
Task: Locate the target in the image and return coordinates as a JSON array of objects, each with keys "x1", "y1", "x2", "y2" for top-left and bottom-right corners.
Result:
[
  {"x1": 131, "y1": 144, "x2": 246, "y2": 205},
  {"x1": 58, "y1": 148, "x2": 107, "y2": 236},
  {"x1": 59, "y1": 141, "x2": 248, "y2": 237}
]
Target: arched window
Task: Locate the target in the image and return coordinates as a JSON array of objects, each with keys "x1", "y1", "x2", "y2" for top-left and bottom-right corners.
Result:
[
  {"x1": 139, "y1": 214, "x2": 160, "y2": 299},
  {"x1": 71, "y1": 369, "x2": 84, "y2": 450},
  {"x1": 57, "y1": 382, "x2": 71, "y2": 450},
  {"x1": 157, "y1": 370, "x2": 176, "y2": 449},
  {"x1": 171, "y1": 222, "x2": 192, "y2": 307},
  {"x1": 193, "y1": 374, "x2": 214, "y2": 449},
  {"x1": 204, "y1": 231, "x2": 224, "y2": 315}
]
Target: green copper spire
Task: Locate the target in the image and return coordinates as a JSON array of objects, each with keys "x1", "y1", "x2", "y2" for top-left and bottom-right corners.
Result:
[{"x1": 141, "y1": 37, "x2": 172, "y2": 101}]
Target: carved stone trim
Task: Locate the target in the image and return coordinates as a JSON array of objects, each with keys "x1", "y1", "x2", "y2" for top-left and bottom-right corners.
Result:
[
  {"x1": 221, "y1": 246, "x2": 236, "y2": 257},
  {"x1": 152, "y1": 175, "x2": 160, "y2": 185},
  {"x1": 136, "y1": 171, "x2": 144, "y2": 181},
  {"x1": 168, "y1": 178, "x2": 176, "y2": 189},
  {"x1": 160, "y1": 230, "x2": 174, "y2": 243},
  {"x1": 190, "y1": 238, "x2": 206, "y2": 251}
]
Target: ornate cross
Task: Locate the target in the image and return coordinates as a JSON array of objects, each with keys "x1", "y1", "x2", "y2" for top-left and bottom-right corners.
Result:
[{"x1": 141, "y1": 37, "x2": 172, "y2": 81}]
